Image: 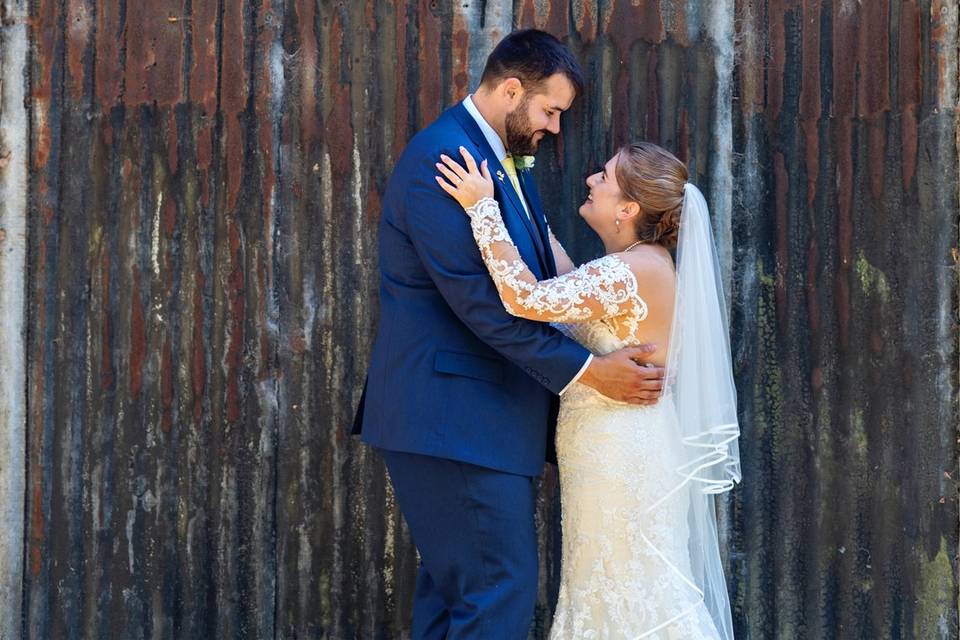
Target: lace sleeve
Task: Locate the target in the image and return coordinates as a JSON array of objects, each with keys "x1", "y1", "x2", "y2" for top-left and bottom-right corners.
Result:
[{"x1": 465, "y1": 197, "x2": 644, "y2": 324}]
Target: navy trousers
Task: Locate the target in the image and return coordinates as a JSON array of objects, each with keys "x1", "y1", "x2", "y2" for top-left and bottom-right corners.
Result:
[{"x1": 377, "y1": 448, "x2": 539, "y2": 640}]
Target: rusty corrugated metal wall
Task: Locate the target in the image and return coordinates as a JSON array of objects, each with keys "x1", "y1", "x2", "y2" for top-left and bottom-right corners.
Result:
[{"x1": 3, "y1": 0, "x2": 957, "y2": 638}]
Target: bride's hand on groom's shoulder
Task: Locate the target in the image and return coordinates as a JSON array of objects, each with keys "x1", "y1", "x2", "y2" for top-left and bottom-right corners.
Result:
[
  {"x1": 578, "y1": 345, "x2": 665, "y2": 405},
  {"x1": 435, "y1": 146, "x2": 494, "y2": 210}
]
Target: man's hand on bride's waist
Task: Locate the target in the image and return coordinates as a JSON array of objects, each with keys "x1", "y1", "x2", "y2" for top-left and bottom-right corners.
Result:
[
  {"x1": 578, "y1": 345, "x2": 665, "y2": 405},
  {"x1": 435, "y1": 146, "x2": 495, "y2": 210}
]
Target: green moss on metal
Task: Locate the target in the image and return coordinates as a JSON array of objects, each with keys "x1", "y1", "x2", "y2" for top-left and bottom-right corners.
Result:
[
  {"x1": 913, "y1": 538, "x2": 955, "y2": 638},
  {"x1": 854, "y1": 250, "x2": 891, "y2": 304}
]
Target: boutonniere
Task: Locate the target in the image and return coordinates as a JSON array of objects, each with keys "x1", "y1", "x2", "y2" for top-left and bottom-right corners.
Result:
[{"x1": 514, "y1": 155, "x2": 535, "y2": 172}]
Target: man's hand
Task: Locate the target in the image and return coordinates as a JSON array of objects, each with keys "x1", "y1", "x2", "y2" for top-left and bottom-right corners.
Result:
[{"x1": 577, "y1": 345, "x2": 664, "y2": 405}]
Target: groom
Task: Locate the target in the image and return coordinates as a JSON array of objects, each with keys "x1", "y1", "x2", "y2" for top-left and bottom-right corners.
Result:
[{"x1": 354, "y1": 29, "x2": 664, "y2": 638}]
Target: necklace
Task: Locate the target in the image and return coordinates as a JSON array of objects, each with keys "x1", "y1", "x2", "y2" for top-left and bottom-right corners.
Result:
[{"x1": 622, "y1": 240, "x2": 645, "y2": 252}]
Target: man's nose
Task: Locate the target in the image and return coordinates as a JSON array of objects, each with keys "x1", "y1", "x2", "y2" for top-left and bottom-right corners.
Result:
[{"x1": 547, "y1": 115, "x2": 561, "y2": 134}]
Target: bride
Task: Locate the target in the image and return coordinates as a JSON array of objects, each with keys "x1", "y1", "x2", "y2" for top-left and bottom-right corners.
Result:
[{"x1": 435, "y1": 142, "x2": 742, "y2": 639}]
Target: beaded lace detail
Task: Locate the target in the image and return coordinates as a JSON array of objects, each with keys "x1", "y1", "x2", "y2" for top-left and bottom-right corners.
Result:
[{"x1": 464, "y1": 197, "x2": 647, "y2": 339}]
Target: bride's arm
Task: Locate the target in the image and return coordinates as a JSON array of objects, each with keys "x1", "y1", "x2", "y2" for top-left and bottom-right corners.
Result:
[
  {"x1": 547, "y1": 226, "x2": 576, "y2": 274},
  {"x1": 436, "y1": 148, "x2": 641, "y2": 324},
  {"x1": 460, "y1": 197, "x2": 639, "y2": 323}
]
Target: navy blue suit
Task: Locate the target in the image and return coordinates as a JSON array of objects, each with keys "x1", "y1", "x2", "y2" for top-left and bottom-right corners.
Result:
[{"x1": 354, "y1": 102, "x2": 590, "y2": 638}]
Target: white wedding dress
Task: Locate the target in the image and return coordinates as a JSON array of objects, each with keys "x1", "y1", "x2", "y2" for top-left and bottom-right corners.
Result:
[
  {"x1": 464, "y1": 196, "x2": 731, "y2": 639},
  {"x1": 550, "y1": 320, "x2": 722, "y2": 639}
]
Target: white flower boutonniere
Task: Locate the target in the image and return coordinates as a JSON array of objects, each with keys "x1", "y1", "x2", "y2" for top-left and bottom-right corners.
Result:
[{"x1": 514, "y1": 155, "x2": 535, "y2": 172}]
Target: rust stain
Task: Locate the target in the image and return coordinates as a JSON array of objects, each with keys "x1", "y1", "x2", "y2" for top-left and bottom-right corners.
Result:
[
  {"x1": 66, "y1": 0, "x2": 92, "y2": 101},
  {"x1": 326, "y1": 11, "x2": 353, "y2": 181},
  {"x1": 604, "y1": 1, "x2": 664, "y2": 145},
  {"x1": 222, "y1": 0, "x2": 249, "y2": 212},
  {"x1": 666, "y1": 4, "x2": 690, "y2": 48},
  {"x1": 737, "y1": 2, "x2": 765, "y2": 114},
  {"x1": 643, "y1": 50, "x2": 659, "y2": 142},
  {"x1": 189, "y1": 0, "x2": 219, "y2": 114},
  {"x1": 297, "y1": 0, "x2": 320, "y2": 148},
  {"x1": 451, "y1": 15, "x2": 470, "y2": 102},
  {"x1": 392, "y1": 2, "x2": 408, "y2": 159},
  {"x1": 163, "y1": 190, "x2": 176, "y2": 237},
  {"x1": 856, "y1": 0, "x2": 891, "y2": 117},
  {"x1": 32, "y1": 0, "x2": 58, "y2": 103},
  {"x1": 799, "y1": 0, "x2": 821, "y2": 208},
  {"x1": 417, "y1": 0, "x2": 442, "y2": 126},
  {"x1": 573, "y1": 2, "x2": 597, "y2": 44},
  {"x1": 32, "y1": 102, "x2": 51, "y2": 171},
  {"x1": 930, "y1": 0, "x2": 954, "y2": 107},
  {"x1": 123, "y1": 0, "x2": 149, "y2": 105},
  {"x1": 29, "y1": 485, "x2": 44, "y2": 576},
  {"x1": 516, "y1": 0, "x2": 538, "y2": 29},
  {"x1": 517, "y1": 0, "x2": 568, "y2": 35},
  {"x1": 197, "y1": 120, "x2": 213, "y2": 206},
  {"x1": 834, "y1": 119, "x2": 854, "y2": 347},
  {"x1": 831, "y1": 1, "x2": 857, "y2": 117},
  {"x1": 255, "y1": 0, "x2": 275, "y2": 288},
  {"x1": 898, "y1": 1, "x2": 921, "y2": 189},
  {"x1": 366, "y1": 186, "x2": 382, "y2": 223},
  {"x1": 768, "y1": 0, "x2": 787, "y2": 121}
]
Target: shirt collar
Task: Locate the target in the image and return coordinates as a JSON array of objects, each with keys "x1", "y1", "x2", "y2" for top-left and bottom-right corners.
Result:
[{"x1": 462, "y1": 95, "x2": 508, "y2": 162}]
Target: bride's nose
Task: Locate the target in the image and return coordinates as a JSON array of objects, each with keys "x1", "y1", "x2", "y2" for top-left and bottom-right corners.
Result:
[{"x1": 585, "y1": 173, "x2": 598, "y2": 188}]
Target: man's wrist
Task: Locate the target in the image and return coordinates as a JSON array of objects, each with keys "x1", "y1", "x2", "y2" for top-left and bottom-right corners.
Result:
[{"x1": 559, "y1": 353, "x2": 594, "y2": 395}]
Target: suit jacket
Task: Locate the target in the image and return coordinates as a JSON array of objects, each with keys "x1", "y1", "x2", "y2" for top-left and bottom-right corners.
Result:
[{"x1": 352, "y1": 101, "x2": 590, "y2": 475}]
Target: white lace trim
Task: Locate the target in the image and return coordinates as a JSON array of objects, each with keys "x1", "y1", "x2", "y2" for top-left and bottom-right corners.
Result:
[{"x1": 465, "y1": 197, "x2": 647, "y2": 333}]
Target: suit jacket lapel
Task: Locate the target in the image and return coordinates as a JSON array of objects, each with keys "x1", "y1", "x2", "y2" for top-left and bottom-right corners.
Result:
[
  {"x1": 450, "y1": 104, "x2": 550, "y2": 277},
  {"x1": 517, "y1": 169, "x2": 558, "y2": 278}
]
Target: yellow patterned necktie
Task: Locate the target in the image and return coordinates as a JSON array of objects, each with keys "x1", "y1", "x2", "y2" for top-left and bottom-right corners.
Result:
[{"x1": 500, "y1": 155, "x2": 523, "y2": 198}]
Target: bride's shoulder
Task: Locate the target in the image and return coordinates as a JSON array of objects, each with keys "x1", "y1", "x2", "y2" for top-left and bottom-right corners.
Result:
[
  {"x1": 614, "y1": 245, "x2": 675, "y2": 279},
  {"x1": 610, "y1": 246, "x2": 676, "y2": 305}
]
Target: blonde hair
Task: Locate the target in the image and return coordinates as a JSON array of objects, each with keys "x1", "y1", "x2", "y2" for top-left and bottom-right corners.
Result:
[{"x1": 615, "y1": 142, "x2": 688, "y2": 249}]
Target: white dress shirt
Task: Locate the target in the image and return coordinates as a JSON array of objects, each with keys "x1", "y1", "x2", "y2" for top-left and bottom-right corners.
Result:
[{"x1": 461, "y1": 96, "x2": 592, "y2": 394}]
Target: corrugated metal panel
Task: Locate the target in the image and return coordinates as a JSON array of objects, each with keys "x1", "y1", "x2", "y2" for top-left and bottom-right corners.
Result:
[
  {"x1": 732, "y1": 0, "x2": 958, "y2": 637},
  {"x1": 8, "y1": 1, "x2": 957, "y2": 638}
]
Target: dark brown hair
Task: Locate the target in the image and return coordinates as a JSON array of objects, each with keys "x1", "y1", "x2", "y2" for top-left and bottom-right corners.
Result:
[
  {"x1": 480, "y1": 29, "x2": 585, "y2": 97},
  {"x1": 615, "y1": 142, "x2": 688, "y2": 249}
]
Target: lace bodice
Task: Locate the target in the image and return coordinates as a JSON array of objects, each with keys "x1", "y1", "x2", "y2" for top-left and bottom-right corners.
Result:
[{"x1": 464, "y1": 197, "x2": 648, "y2": 342}]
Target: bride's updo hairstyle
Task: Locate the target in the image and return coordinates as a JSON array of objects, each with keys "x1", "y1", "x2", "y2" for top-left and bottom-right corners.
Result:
[{"x1": 615, "y1": 142, "x2": 688, "y2": 250}]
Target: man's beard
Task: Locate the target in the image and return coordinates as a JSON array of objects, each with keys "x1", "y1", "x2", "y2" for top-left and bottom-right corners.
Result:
[{"x1": 504, "y1": 98, "x2": 544, "y2": 156}]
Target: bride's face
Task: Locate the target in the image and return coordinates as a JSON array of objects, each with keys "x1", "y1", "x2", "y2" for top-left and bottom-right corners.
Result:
[{"x1": 579, "y1": 152, "x2": 634, "y2": 235}]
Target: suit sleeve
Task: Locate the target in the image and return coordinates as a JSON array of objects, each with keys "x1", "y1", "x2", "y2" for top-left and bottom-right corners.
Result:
[{"x1": 402, "y1": 153, "x2": 591, "y2": 394}]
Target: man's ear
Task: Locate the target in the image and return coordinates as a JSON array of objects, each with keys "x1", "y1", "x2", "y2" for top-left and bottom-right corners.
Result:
[{"x1": 499, "y1": 77, "x2": 524, "y2": 104}]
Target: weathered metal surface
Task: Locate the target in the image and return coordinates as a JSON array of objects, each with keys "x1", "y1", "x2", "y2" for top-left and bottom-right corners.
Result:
[
  {"x1": 7, "y1": 0, "x2": 957, "y2": 638},
  {"x1": 0, "y1": 0, "x2": 29, "y2": 638},
  {"x1": 732, "y1": 0, "x2": 959, "y2": 637}
]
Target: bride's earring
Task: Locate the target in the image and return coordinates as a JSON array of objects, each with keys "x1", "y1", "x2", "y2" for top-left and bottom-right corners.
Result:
[{"x1": 616, "y1": 218, "x2": 621, "y2": 233}]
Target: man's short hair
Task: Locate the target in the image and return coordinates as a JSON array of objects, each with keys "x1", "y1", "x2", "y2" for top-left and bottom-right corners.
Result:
[{"x1": 480, "y1": 29, "x2": 585, "y2": 97}]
